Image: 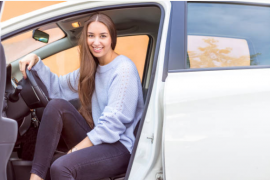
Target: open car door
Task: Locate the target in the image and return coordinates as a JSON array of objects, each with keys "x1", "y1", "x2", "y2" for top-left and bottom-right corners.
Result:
[{"x1": 0, "y1": 40, "x2": 18, "y2": 180}]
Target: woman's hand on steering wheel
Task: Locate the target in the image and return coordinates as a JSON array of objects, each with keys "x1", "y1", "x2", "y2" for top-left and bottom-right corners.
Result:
[{"x1": 19, "y1": 54, "x2": 39, "y2": 79}]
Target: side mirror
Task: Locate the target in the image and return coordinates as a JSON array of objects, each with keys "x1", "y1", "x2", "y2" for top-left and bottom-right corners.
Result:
[{"x1": 32, "y1": 29, "x2": 49, "y2": 43}]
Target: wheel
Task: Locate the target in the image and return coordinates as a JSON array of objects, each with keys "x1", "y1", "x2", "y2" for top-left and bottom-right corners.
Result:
[{"x1": 19, "y1": 66, "x2": 49, "y2": 109}]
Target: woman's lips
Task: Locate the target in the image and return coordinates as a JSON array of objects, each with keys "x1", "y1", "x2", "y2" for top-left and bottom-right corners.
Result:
[{"x1": 93, "y1": 47, "x2": 103, "y2": 53}]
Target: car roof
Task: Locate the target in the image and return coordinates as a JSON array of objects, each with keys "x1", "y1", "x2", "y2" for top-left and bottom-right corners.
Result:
[{"x1": 2, "y1": 0, "x2": 270, "y2": 35}]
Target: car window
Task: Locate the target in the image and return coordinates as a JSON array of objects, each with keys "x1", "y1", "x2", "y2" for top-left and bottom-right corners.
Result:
[
  {"x1": 2, "y1": 23, "x2": 65, "y2": 64},
  {"x1": 43, "y1": 46, "x2": 80, "y2": 77},
  {"x1": 43, "y1": 35, "x2": 149, "y2": 81},
  {"x1": 187, "y1": 3, "x2": 270, "y2": 69},
  {"x1": 115, "y1": 35, "x2": 149, "y2": 81}
]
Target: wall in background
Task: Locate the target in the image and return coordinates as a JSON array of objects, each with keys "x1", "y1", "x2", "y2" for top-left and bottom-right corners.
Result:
[{"x1": 1, "y1": 1, "x2": 64, "y2": 22}]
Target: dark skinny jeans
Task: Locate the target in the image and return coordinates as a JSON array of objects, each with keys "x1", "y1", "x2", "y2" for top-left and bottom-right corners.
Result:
[{"x1": 30, "y1": 99, "x2": 130, "y2": 180}]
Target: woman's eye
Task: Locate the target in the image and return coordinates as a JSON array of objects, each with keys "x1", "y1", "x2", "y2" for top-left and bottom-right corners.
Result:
[
  {"x1": 88, "y1": 35, "x2": 94, "y2": 38},
  {"x1": 101, "y1": 35, "x2": 107, "y2": 38}
]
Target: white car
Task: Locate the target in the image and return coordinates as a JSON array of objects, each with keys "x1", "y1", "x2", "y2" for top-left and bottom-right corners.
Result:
[{"x1": 1, "y1": 1, "x2": 270, "y2": 180}]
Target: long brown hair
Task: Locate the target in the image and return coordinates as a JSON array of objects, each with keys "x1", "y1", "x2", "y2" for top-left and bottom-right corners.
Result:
[{"x1": 69, "y1": 12, "x2": 117, "y2": 129}]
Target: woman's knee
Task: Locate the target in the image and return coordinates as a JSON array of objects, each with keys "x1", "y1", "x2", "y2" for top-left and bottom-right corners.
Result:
[
  {"x1": 43, "y1": 99, "x2": 70, "y2": 118},
  {"x1": 46, "y1": 99, "x2": 69, "y2": 111},
  {"x1": 50, "y1": 156, "x2": 74, "y2": 179},
  {"x1": 40, "y1": 99, "x2": 69, "y2": 127},
  {"x1": 50, "y1": 158, "x2": 65, "y2": 176}
]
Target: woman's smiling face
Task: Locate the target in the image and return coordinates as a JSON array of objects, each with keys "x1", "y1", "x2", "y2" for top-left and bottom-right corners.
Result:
[{"x1": 87, "y1": 21, "x2": 112, "y2": 60}]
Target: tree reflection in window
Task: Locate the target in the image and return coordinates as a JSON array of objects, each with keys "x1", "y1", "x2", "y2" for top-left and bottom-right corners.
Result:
[{"x1": 187, "y1": 36, "x2": 260, "y2": 68}]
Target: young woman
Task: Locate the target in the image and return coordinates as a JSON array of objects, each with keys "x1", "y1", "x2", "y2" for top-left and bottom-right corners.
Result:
[{"x1": 19, "y1": 13, "x2": 144, "y2": 180}]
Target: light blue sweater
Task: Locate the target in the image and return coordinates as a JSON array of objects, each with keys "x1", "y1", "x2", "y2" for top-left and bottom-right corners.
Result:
[{"x1": 32, "y1": 55, "x2": 144, "y2": 153}]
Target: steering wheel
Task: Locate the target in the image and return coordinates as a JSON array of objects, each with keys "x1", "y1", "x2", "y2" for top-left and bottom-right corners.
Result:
[{"x1": 19, "y1": 66, "x2": 49, "y2": 109}]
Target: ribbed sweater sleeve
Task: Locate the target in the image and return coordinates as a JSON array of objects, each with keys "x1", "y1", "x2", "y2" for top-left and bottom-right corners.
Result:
[
  {"x1": 87, "y1": 60, "x2": 140, "y2": 145},
  {"x1": 31, "y1": 57, "x2": 79, "y2": 101}
]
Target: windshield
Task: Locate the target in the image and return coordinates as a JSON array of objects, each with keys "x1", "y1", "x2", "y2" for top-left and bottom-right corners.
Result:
[{"x1": 2, "y1": 23, "x2": 65, "y2": 64}]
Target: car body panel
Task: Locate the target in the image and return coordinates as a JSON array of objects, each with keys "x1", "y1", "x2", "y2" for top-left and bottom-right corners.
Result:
[
  {"x1": 164, "y1": 68, "x2": 270, "y2": 179},
  {"x1": 163, "y1": 1, "x2": 270, "y2": 179}
]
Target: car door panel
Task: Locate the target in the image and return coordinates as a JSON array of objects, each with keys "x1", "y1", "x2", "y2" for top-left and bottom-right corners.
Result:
[{"x1": 164, "y1": 68, "x2": 270, "y2": 179}]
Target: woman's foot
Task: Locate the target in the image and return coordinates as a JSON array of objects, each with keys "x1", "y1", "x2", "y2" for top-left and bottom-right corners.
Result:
[{"x1": 30, "y1": 173, "x2": 44, "y2": 180}]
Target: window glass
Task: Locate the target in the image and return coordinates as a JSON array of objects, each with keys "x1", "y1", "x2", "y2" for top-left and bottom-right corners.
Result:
[
  {"x1": 43, "y1": 46, "x2": 80, "y2": 76},
  {"x1": 2, "y1": 23, "x2": 65, "y2": 64},
  {"x1": 187, "y1": 3, "x2": 270, "y2": 68},
  {"x1": 115, "y1": 35, "x2": 149, "y2": 81},
  {"x1": 43, "y1": 35, "x2": 149, "y2": 81}
]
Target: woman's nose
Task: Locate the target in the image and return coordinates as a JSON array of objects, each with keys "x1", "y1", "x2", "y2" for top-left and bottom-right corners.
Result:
[{"x1": 93, "y1": 37, "x2": 100, "y2": 46}]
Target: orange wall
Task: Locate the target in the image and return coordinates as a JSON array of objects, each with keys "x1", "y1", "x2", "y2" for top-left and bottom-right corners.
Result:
[{"x1": 1, "y1": 1, "x2": 64, "y2": 22}]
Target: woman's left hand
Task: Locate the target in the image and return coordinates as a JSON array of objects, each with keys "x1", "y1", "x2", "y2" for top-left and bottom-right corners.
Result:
[{"x1": 67, "y1": 136, "x2": 94, "y2": 154}]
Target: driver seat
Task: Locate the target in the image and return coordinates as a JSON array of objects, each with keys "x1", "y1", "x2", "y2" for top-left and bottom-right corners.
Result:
[{"x1": 0, "y1": 43, "x2": 18, "y2": 180}]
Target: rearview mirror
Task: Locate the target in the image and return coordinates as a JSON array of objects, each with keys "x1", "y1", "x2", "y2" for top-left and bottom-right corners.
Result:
[{"x1": 32, "y1": 29, "x2": 49, "y2": 43}]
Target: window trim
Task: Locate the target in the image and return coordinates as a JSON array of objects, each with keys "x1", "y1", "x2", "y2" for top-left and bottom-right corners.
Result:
[
  {"x1": 170, "y1": 65, "x2": 270, "y2": 73},
  {"x1": 163, "y1": 1, "x2": 187, "y2": 79},
  {"x1": 142, "y1": 34, "x2": 153, "y2": 87},
  {"x1": 189, "y1": 1, "x2": 270, "y2": 7}
]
